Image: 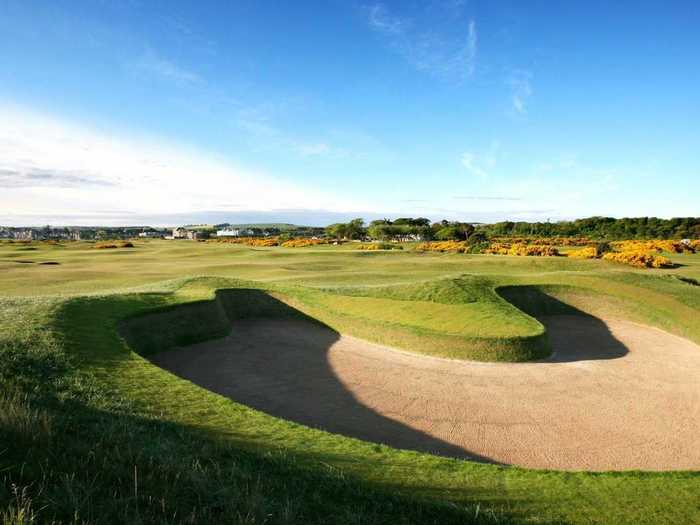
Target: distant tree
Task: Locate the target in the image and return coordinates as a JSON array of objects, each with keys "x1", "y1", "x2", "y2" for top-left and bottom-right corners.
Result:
[
  {"x1": 478, "y1": 216, "x2": 700, "y2": 240},
  {"x1": 434, "y1": 227, "x2": 458, "y2": 240},
  {"x1": 466, "y1": 231, "x2": 488, "y2": 245},
  {"x1": 346, "y1": 218, "x2": 366, "y2": 239},
  {"x1": 367, "y1": 223, "x2": 395, "y2": 240},
  {"x1": 325, "y1": 218, "x2": 366, "y2": 240},
  {"x1": 393, "y1": 217, "x2": 430, "y2": 227},
  {"x1": 434, "y1": 222, "x2": 475, "y2": 241},
  {"x1": 325, "y1": 223, "x2": 346, "y2": 240}
]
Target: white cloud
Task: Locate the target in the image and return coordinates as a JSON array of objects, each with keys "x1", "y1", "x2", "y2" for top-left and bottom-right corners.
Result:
[
  {"x1": 461, "y1": 152, "x2": 488, "y2": 177},
  {"x1": 236, "y1": 109, "x2": 350, "y2": 159},
  {"x1": 507, "y1": 69, "x2": 533, "y2": 114},
  {"x1": 366, "y1": 4, "x2": 477, "y2": 82},
  {"x1": 131, "y1": 49, "x2": 202, "y2": 85},
  {"x1": 460, "y1": 140, "x2": 500, "y2": 177},
  {"x1": 466, "y1": 19, "x2": 477, "y2": 77},
  {"x1": 368, "y1": 4, "x2": 407, "y2": 35},
  {"x1": 452, "y1": 195, "x2": 521, "y2": 201},
  {"x1": 0, "y1": 106, "x2": 362, "y2": 225},
  {"x1": 297, "y1": 143, "x2": 331, "y2": 157}
]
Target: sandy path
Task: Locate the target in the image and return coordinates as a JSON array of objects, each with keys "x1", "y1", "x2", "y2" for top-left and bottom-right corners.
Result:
[{"x1": 152, "y1": 315, "x2": 700, "y2": 471}]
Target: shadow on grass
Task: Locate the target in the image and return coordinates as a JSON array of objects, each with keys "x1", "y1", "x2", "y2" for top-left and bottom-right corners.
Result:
[
  {"x1": 1, "y1": 389, "x2": 543, "y2": 525},
  {"x1": 52, "y1": 283, "x2": 630, "y2": 485},
  {"x1": 497, "y1": 286, "x2": 628, "y2": 362},
  {"x1": 122, "y1": 288, "x2": 496, "y2": 464},
  {"x1": 5, "y1": 290, "x2": 570, "y2": 524}
]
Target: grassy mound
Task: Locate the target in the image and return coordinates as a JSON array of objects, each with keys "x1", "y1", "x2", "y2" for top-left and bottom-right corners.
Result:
[
  {"x1": 2, "y1": 241, "x2": 700, "y2": 524},
  {"x1": 3, "y1": 279, "x2": 700, "y2": 524},
  {"x1": 321, "y1": 276, "x2": 494, "y2": 304},
  {"x1": 121, "y1": 277, "x2": 549, "y2": 363},
  {"x1": 1, "y1": 294, "x2": 499, "y2": 524},
  {"x1": 281, "y1": 277, "x2": 548, "y2": 361}
]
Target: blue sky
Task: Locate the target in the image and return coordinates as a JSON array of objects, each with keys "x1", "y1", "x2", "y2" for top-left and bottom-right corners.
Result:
[{"x1": 1, "y1": 0, "x2": 698, "y2": 226}]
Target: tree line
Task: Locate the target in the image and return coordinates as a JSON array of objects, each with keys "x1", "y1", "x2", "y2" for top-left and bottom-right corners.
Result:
[
  {"x1": 325, "y1": 218, "x2": 486, "y2": 243},
  {"x1": 325, "y1": 216, "x2": 700, "y2": 241},
  {"x1": 481, "y1": 217, "x2": 700, "y2": 240}
]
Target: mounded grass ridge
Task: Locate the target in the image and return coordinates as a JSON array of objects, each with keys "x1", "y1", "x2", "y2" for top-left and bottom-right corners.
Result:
[
  {"x1": 121, "y1": 277, "x2": 553, "y2": 363},
  {"x1": 2, "y1": 240, "x2": 700, "y2": 524}
]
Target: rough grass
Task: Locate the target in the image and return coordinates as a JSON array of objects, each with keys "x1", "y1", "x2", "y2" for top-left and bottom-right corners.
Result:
[
  {"x1": 1, "y1": 242, "x2": 700, "y2": 523},
  {"x1": 0, "y1": 292, "x2": 519, "y2": 525}
]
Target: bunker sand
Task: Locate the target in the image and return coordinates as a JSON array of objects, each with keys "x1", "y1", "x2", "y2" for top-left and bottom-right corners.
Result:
[{"x1": 153, "y1": 315, "x2": 700, "y2": 471}]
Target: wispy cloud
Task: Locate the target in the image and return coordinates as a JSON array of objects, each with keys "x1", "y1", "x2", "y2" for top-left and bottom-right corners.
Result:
[
  {"x1": 460, "y1": 140, "x2": 500, "y2": 177},
  {"x1": 466, "y1": 19, "x2": 477, "y2": 76},
  {"x1": 296, "y1": 143, "x2": 331, "y2": 157},
  {"x1": 0, "y1": 167, "x2": 115, "y2": 188},
  {"x1": 507, "y1": 69, "x2": 532, "y2": 114},
  {"x1": 0, "y1": 106, "x2": 362, "y2": 224},
  {"x1": 366, "y1": 4, "x2": 477, "y2": 82},
  {"x1": 461, "y1": 152, "x2": 488, "y2": 177},
  {"x1": 452, "y1": 195, "x2": 521, "y2": 201},
  {"x1": 368, "y1": 4, "x2": 407, "y2": 34},
  {"x1": 237, "y1": 107, "x2": 351, "y2": 159},
  {"x1": 131, "y1": 49, "x2": 202, "y2": 85}
]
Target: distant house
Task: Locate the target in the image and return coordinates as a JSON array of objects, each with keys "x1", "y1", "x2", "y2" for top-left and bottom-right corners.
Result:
[
  {"x1": 217, "y1": 228, "x2": 241, "y2": 237},
  {"x1": 216, "y1": 228, "x2": 254, "y2": 237},
  {"x1": 187, "y1": 230, "x2": 209, "y2": 241},
  {"x1": 13, "y1": 229, "x2": 35, "y2": 241},
  {"x1": 172, "y1": 227, "x2": 188, "y2": 239},
  {"x1": 138, "y1": 230, "x2": 161, "y2": 238}
]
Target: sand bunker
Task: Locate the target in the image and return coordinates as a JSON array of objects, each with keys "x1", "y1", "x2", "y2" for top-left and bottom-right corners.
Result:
[{"x1": 153, "y1": 315, "x2": 700, "y2": 471}]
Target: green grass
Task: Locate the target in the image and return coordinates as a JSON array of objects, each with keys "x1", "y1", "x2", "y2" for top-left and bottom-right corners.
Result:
[
  {"x1": 1, "y1": 240, "x2": 700, "y2": 524},
  {"x1": 273, "y1": 279, "x2": 548, "y2": 361}
]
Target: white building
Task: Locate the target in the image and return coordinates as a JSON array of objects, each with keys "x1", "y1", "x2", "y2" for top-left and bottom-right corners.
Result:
[{"x1": 217, "y1": 228, "x2": 241, "y2": 237}]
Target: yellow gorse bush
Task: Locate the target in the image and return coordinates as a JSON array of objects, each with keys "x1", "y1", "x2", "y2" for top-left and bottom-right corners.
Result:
[
  {"x1": 566, "y1": 246, "x2": 599, "y2": 259},
  {"x1": 245, "y1": 238, "x2": 279, "y2": 247},
  {"x1": 415, "y1": 241, "x2": 468, "y2": 253},
  {"x1": 213, "y1": 237, "x2": 327, "y2": 248},
  {"x1": 212, "y1": 237, "x2": 280, "y2": 247},
  {"x1": 485, "y1": 242, "x2": 559, "y2": 257},
  {"x1": 597, "y1": 239, "x2": 696, "y2": 268},
  {"x1": 610, "y1": 240, "x2": 696, "y2": 254},
  {"x1": 602, "y1": 250, "x2": 674, "y2": 268},
  {"x1": 492, "y1": 236, "x2": 591, "y2": 247},
  {"x1": 357, "y1": 243, "x2": 403, "y2": 250},
  {"x1": 280, "y1": 239, "x2": 325, "y2": 248}
]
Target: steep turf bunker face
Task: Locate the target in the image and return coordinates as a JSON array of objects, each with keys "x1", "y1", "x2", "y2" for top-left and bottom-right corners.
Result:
[
  {"x1": 122, "y1": 279, "x2": 554, "y2": 362},
  {"x1": 120, "y1": 288, "x2": 320, "y2": 357},
  {"x1": 281, "y1": 278, "x2": 551, "y2": 362},
  {"x1": 125, "y1": 284, "x2": 700, "y2": 471},
  {"x1": 120, "y1": 279, "x2": 677, "y2": 365}
]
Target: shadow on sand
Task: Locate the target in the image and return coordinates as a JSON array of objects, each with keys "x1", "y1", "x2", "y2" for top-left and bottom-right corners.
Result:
[
  {"x1": 137, "y1": 289, "x2": 493, "y2": 463},
  {"x1": 45, "y1": 287, "x2": 574, "y2": 523},
  {"x1": 498, "y1": 285, "x2": 629, "y2": 362},
  {"x1": 126, "y1": 286, "x2": 630, "y2": 465}
]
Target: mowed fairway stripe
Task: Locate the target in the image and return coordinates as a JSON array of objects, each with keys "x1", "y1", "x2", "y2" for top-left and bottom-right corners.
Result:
[{"x1": 153, "y1": 315, "x2": 700, "y2": 471}]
